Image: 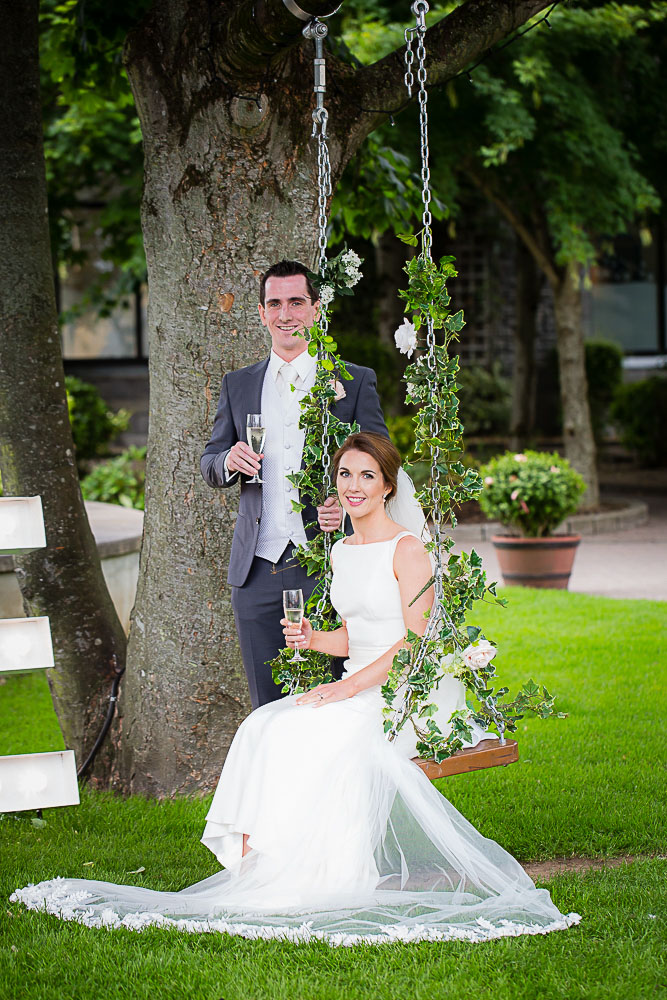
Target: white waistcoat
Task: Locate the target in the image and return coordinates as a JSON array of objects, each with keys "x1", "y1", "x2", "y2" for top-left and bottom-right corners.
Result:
[{"x1": 254, "y1": 368, "x2": 309, "y2": 562}]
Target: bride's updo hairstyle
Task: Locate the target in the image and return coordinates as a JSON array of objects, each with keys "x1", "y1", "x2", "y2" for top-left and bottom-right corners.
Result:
[{"x1": 333, "y1": 432, "x2": 401, "y2": 501}]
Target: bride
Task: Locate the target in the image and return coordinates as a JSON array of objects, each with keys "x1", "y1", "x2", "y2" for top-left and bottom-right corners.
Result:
[{"x1": 12, "y1": 432, "x2": 579, "y2": 945}]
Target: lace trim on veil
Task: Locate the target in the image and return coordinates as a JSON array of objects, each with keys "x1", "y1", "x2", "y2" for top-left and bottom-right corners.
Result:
[{"x1": 10, "y1": 880, "x2": 581, "y2": 947}]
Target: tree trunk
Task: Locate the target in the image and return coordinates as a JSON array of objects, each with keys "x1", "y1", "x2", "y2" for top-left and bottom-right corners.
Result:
[
  {"x1": 0, "y1": 0, "x2": 126, "y2": 780},
  {"x1": 117, "y1": 9, "x2": 354, "y2": 796},
  {"x1": 550, "y1": 265, "x2": 599, "y2": 508},
  {"x1": 509, "y1": 239, "x2": 541, "y2": 449},
  {"x1": 116, "y1": 0, "x2": 557, "y2": 796}
]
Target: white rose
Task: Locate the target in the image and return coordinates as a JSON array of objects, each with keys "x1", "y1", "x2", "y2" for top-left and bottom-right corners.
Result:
[
  {"x1": 462, "y1": 640, "x2": 497, "y2": 672},
  {"x1": 394, "y1": 319, "x2": 418, "y2": 358},
  {"x1": 319, "y1": 284, "x2": 335, "y2": 306}
]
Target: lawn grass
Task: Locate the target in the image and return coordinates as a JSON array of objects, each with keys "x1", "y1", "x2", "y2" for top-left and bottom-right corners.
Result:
[
  {"x1": 1, "y1": 861, "x2": 665, "y2": 1000},
  {"x1": 1, "y1": 588, "x2": 666, "y2": 998},
  {"x1": 439, "y1": 589, "x2": 667, "y2": 859}
]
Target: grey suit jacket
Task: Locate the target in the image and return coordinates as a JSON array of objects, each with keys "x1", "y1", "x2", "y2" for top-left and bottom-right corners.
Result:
[{"x1": 201, "y1": 357, "x2": 388, "y2": 587}]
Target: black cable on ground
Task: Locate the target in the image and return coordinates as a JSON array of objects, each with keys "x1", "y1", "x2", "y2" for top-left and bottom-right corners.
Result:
[{"x1": 77, "y1": 668, "x2": 125, "y2": 780}]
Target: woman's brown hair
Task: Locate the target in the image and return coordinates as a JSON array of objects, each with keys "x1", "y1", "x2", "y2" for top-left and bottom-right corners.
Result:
[{"x1": 333, "y1": 432, "x2": 401, "y2": 500}]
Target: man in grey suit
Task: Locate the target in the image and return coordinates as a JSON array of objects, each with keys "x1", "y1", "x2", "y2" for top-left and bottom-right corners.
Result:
[{"x1": 201, "y1": 260, "x2": 388, "y2": 708}]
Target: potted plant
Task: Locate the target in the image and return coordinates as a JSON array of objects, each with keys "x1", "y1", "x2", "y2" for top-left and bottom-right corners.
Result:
[{"x1": 478, "y1": 450, "x2": 586, "y2": 589}]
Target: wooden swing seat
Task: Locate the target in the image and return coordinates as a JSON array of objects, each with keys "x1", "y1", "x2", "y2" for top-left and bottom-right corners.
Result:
[{"x1": 414, "y1": 738, "x2": 519, "y2": 780}]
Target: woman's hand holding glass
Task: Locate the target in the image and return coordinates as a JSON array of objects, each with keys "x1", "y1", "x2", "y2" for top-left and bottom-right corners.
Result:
[{"x1": 281, "y1": 614, "x2": 313, "y2": 655}]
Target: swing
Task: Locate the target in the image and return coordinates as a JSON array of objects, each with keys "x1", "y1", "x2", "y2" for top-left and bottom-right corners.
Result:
[{"x1": 298, "y1": 1, "x2": 518, "y2": 780}]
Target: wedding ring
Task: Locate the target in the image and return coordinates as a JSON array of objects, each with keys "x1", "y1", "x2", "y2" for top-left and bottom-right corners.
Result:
[{"x1": 319, "y1": 693, "x2": 325, "y2": 700}]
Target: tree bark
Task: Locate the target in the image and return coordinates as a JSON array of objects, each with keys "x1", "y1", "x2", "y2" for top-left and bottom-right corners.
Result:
[
  {"x1": 549, "y1": 265, "x2": 599, "y2": 508},
  {"x1": 116, "y1": 0, "x2": 557, "y2": 795},
  {"x1": 0, "y1": 0, "x2": 126, "y2": 780},
  {"x1": 509, "y1": 238, "x2": 541, "y2": 449}
]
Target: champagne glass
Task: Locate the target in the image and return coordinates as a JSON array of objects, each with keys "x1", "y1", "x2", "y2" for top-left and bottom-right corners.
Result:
[
  {"x1": 283, "y1": 589, "x2": 306, "y2": 663},
  {"x1": 245, "y1": 413, "x2": 265, "y2": 484}
]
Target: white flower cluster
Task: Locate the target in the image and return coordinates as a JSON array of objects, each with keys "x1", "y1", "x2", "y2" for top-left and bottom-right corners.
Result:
[
  {"x1": 319, "y1": 283, "x2": 335, "y2": 306},
  {"x1": 394, "y1": 319, "x2": 418, "y2": 358},
  {"x1": 341, "y1": 250, "x2": 362, "y2": 287}
]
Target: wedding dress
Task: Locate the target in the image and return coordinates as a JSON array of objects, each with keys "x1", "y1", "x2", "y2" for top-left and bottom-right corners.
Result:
[{"x1": 11, "y1": 530, "x2": 580, "y2": 945}]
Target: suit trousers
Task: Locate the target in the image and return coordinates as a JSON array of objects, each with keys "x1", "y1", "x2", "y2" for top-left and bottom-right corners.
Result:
[{"x1": 232, "y1": 546, "x2": 317, "y2": 709}]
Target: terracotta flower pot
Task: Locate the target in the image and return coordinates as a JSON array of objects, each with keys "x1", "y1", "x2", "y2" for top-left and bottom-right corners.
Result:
[{"x1": 491, "y1": 534, "x2": 581, "y2": 589}]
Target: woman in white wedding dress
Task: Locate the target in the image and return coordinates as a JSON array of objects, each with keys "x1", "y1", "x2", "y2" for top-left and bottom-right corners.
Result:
[{"x1": 12, "y1": 432, "x2": 579, "y2": 945}]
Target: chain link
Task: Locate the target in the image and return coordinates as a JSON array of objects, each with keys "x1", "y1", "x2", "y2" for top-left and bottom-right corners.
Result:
[{"x1": 403, "y1": 30, "x2": 415, "y2": 96}]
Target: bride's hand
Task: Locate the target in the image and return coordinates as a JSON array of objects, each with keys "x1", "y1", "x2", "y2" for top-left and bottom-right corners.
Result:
[
  {"x1": 296, "y1": 678, "x2": 355, "y2": 707},
  {"x1": 281, "y1": 616, "x2": 312, "y2": 651}
]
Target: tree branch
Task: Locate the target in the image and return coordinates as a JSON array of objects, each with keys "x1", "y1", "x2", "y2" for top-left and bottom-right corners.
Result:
[
  {"x1": 467, "y1": 166, "x2": 560, "y2": 287},
  {"x1": 219, "y1": 0, "x2": 343, "y2": 78},
  {"x1": 341, "y1": 0, "x2": 555, "y2": 137}
]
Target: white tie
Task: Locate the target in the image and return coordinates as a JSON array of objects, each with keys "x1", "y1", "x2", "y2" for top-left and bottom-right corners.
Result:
[{"x1": 278, "y1": 363, "x2": 298, "y2": 399}]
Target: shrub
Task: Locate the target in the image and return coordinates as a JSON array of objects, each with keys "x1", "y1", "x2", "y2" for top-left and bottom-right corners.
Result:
[
  {"x1": 457, "y1": 362, "x2": 511, "y2": 437},
  {"x1": 585, "y1": 339, "x2": 624, "y2": 442},
  {"x1": 478, "y1": 450, "x2": 586, "y2": 537},
  {"x1": 385, "y1": 414, "x2": 415, "y2": 464},
  {"x1": 65, "y1": 376, "x2": 129, "y2": 472},
  {"x1": 610, "y1": 376, "x2": 667, "y2": 466},
  {"x1": 80, "y1": 446, "x2": 146, "y2": 510}
]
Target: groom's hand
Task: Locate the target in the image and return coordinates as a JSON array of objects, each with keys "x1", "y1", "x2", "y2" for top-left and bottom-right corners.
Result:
[
  {"x1": 317, "y1": 496, "x2": 342, "y2": 533},
  {"x1": 227, "y1": 441, "x2": 262, "y2": 477}
]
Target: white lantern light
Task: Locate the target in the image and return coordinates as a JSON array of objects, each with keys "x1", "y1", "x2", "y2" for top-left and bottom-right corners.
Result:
[
  {"x1": 0, "y1": 750, "x2": 79, "y2": 812},
  {"x1": 0, "y1": 497, "x2": 46, "y2": 554},
  {"x1": 0, "y1": 617, "x2": 54, "y2": 672}
]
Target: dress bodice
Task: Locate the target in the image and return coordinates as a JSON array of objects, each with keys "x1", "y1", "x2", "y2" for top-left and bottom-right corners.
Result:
[{"x1": 330, "y1": 531, "x2": 414, "y2": 673}]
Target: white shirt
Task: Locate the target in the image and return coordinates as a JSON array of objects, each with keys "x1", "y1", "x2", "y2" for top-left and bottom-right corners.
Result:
[{"x1": 225, "y1": 349, "x2": 317, "y2": 562}]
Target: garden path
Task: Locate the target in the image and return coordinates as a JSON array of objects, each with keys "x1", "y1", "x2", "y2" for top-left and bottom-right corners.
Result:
[{"x1": 451, "y1": 494, "x2": 667, "y2": 601}]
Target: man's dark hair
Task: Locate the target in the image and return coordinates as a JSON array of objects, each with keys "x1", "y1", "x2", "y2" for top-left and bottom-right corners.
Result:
[{"x1": 259, "y1": 260, "x2": 318, "y2": 306}]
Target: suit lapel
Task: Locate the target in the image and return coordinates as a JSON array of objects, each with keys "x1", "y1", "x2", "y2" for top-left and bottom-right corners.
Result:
[
  {"x1": 232, "y1": 358, "x2": 269, "y2": 430},
  {"x1": 251, "y1": 358, "x2": 269, "y2": 415}
]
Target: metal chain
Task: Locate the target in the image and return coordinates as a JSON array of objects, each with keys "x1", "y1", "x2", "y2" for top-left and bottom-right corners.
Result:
[
  {"x1": 389, "y1": 2, "x2": 506, "y2": 748},
  {"x1": 304, "y1": 18, "x2": 334, "y2": 615},
  {"x1": 388, "y1": 0, "x2": 446, "y2": 742},
  {"x1": 316, "y1": 125, "x2": 332, "y2": 281},
  {"x1": 406, "y1": 1, "x2": 444, "y2": 602},
  {"x1": 316, "y1": 122, "x2": 333, "y2": 611},
  {"x1": 403, "y1": 27, "x2": 415, "y2": 96}
]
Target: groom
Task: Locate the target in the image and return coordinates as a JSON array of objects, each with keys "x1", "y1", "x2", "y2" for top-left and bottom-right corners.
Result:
[{"x1": 201, "y1": 260, "x2": 389, "y2": 708}]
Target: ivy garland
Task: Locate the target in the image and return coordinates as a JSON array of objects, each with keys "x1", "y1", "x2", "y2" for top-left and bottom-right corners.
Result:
[
  {"x1": 270, "y1": 249, "x2": 363, "y2": 695},
  {"x1": 271, "y1": 245, "x2": 563, "y2": 760}
]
